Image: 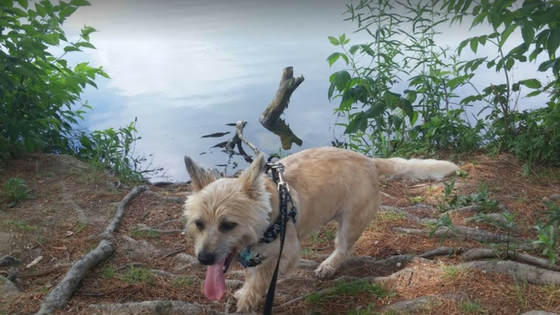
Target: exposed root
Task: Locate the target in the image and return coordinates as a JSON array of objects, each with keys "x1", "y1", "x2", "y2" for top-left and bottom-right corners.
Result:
[
  {"x1": 460, "y1": 260, "x2": 560, "y2": 285},
  {"x1": 461, "y1": 248, "x2": 560, "y2": 272},
  {"x1": 34, "y1": 240, "x2": 115, "y2": 315},
  {"x1": 380, "y1": 293, "x2": 468, "y2": 313},
  {"x1": 394, "y1": 226, "x2": 526, "y2": 244},
  {"x1": 144, "y1": 189, "x2": 185, "y2": 204},
  {"x1": 135, "y1": 224, "x2": 183, "y2": 235},
  {"x1": 97, "y1": 186, "x2": 148, "y2": 239},
  {"x1": 419, "y1": 247, "x2": 465, "y2": 259}
]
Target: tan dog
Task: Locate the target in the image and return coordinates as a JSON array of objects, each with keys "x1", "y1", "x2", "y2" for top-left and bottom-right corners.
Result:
[{"x1": 183, "y1": 147, "x2": 458, "y2": 312}]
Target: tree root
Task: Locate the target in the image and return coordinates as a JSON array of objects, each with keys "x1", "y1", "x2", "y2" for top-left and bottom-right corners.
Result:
[
  {"x1": 35, "y1": 240, "x2": 115, "y2": 315},
  {"x1": 460, "y1": 260, "x2": 560, "y2": 285},
  {"x1": 97, "y1": 186, "x2": 149, "y2": 239},
  {"x1": 143, "y1": 189, "x2": 185, "y2": 204},
  {"x1": 394, "y1": 226, "x2": 526, "y2": 244},
  {"x1": 419, "y1": 247, "x2": 465, "y2": 259},
  {"x1": 461, "y1": 248, "x2": 560, "y2": 272},
  {"x1": 380, "y1": 292, "x2": 468, "y2": 313},
  {"x1": 135, "y1": 224, "x2": 183, "y2": 235}
]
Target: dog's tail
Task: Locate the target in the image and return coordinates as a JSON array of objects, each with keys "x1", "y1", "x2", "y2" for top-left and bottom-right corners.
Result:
[{"x1": 374, "y1": 157, "x2": 458, "y2": 180}]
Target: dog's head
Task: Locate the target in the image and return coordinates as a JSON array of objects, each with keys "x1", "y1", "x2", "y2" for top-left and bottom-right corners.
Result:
[{"x1": 183, "y1": 154, "x2": 272, "y2": 269}]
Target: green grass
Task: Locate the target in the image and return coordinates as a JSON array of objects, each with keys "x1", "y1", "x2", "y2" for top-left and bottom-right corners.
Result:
[
  {"x1": 307, "y1": 281, "x2": 394, "y2": 305},
  {"x1": 130, "y1": 228, "x2": 160, "y2": 239},
  {"x1": 300, "y1": 248, "x2": 315, "y2": 257},
  {"x1": 121, "y1": 266, "x2": 155, "y2": 285},
  {"x1": 103, "y1": 266, "x2": 115, "y2": 279},
  {"x1": 458, "y1": 301, "x2": 487, "y2": 314},
  {"x1": 440, "y1": 262, "x2": 469, "y2": 279},
  {"x1": 172, "y1": 276, "x2": 195, "y2": 288},
  {"x1": 3, "y1": 178, "x2": 30, "y2": 207},
  {"x1": 4, "y1": 219, "x2": 36, "y2": 233}
]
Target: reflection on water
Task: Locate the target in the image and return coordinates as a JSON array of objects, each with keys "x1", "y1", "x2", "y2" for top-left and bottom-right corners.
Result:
[{"x1": 63, "y1": 0, "x2": 549, "y2": 182}]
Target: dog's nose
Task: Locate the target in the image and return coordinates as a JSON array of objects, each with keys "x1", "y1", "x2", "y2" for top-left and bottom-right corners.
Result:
[{"x1": 197, "y1": 252, "x2": 216, "y2": 265}]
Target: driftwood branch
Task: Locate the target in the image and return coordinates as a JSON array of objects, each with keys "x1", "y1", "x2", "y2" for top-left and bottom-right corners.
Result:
[
  {"x1": 35, "y1": 240, "x2": 115, "y2": 315},
  {"x1": 97, "y1": 186, "x2": 149, "y2": 239},
  {"x1": 259, "y1": 67, "x2": 304, "y2": 150},
  {"x1": 35, "y1": 186, "x2": 147, "y2": 315},
  {"x1": 259, "y1": 67, "x2": 304, "y2": 126}
]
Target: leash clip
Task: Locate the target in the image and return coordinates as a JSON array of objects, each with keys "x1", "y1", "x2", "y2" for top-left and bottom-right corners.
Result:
[{"x1": 276, "y1": 171, "x2": 289, "y2": 192}]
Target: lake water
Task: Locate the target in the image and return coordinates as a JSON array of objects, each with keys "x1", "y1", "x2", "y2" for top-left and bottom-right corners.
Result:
[{"x1": 62, "y1": 0, "x2": 549, "y2": 182}]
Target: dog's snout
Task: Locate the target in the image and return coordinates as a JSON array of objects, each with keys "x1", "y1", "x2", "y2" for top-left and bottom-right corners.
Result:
[{"x1": 198, "y1": 252, "x2": 216, "y2": 265}]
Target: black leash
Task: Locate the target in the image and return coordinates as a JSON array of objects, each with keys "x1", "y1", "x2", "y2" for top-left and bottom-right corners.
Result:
[{"x1": 262, "y1": 162, "x2": 296, "y2": 315}]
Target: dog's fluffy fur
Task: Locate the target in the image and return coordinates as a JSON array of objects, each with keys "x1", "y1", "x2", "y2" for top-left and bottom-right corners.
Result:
[{"x1": 183, "y1": 147, "x2": 458, "y2": 312}]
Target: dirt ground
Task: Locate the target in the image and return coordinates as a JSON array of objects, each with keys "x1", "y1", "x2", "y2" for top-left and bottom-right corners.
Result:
[{"x1": 1, "y1": 152, "x2": 559, "y2": 315}]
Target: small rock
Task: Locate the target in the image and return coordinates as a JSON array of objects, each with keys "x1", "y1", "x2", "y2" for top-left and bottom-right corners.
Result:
[
  {"x1": 0, "y1": 255, "x2": 22, "y2": 268},
  {"x1": 175, "y1": 253, "x2": 200, "y2": 266},
  {"x1": 518, "y1": 311, "x2": 560, "y2": 315},
  {"x1": 0, "y1": 276, "x2": 20, "y2": 296}
]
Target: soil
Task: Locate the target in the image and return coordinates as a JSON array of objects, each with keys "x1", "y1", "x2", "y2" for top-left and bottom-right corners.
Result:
[{"x1": 1, "y1": 152, "x2": 559, "y2": 315}]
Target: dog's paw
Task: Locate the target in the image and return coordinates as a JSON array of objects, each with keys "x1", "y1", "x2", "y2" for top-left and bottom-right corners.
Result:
[
  {"x1": 314, "y1": 263, "x2": 337, "y2": 279},
  {"x1": 235, "y1": 290, "x2": 260, "y2": 313},
  {"x1": 234, "y1": 288, "x2": 244, "y2": 300}
]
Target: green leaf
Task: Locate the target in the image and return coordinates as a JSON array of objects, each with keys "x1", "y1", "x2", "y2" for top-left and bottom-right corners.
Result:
[
  {"x1": 470, "y1": 38, "x2": 478, "y2": 53},
  {"x1": 401, "y1": 98, "x2": 414, "y2": 120},
  {"x1": 521, "y1": 23, "x2": 535, "y2": 47},
  {"x1": 59, "y1": 6, "x2": 77, "y2": 19},
  {"x1": 17, "y1": 0, "x2": 28, "y2": 8},
  {"x1": 365, "y1": 103, "x2": 386, "y2": 119},
  {"x1": 345, "y1": 113, "x2": 367, "y2": 134},
  {"x1": 64, "y1": 46, "x2": 82, "y2": 53},
  {"x1": 520, "y1": 78, "x2": 542, "y2": 89},
  {"x1": 81, "y1": 26, "x2": 98, "y2": 40},
  {"x1": 43, "y1": 33, "x2": 60, "y2": 45},
  {"x1": 75, "y1": 42, "x2": 96, "y2": 49},
  {"x1": 538, "y1": 59, "x2": 557, "y2": 72},
  {"x1": 499, "y1": 24, "x2": 517, "y2": 48},
  {"x1": 547, "y1": 28, "x2": 560, "y2": 56},
  {"x1": 326, "y1": 52, "x2": 340, "y2": 66},
  {"x1": 526, "y1": 90, "x2": 542, "y2": 97},
  {"x1": 328, "y1": 36, "x2": 340, "y2": 46},
  {"x1": 334, "y1": 70, "x2": 351, "y2": 92},
  {"x1": 349, "y1": 45, "x2": 360, "y2": 55},
  {"x1": 35, "y1": 3, "x2": 46, "y2": 17},
  {"x1": 70, "y1": 0, "x2": 91, "y2": 6}
]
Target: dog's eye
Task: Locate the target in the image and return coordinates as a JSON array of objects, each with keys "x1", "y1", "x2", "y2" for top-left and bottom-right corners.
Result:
[
  {"x1": 194, "y1": 220, "x2": 204, "y2": 231},
  {"x1": 219, "y1": 221, "x2": 237, "y2": 232}
]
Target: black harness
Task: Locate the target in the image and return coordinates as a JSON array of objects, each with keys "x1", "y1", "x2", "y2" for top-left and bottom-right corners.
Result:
[
  {"x1": 237, "y1": 162, "x2": 297, "y2": 268},
  {"x1": 235, "y1": 161, "x2": 297, "y2": 315}
]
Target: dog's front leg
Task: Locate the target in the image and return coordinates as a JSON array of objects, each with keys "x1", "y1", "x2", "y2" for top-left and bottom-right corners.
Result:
[
  {"x1": 235, "y1": 260, "x2": 275, "y2": 313},
  {"x1": 235, "y1": 230, "x2": 300, "y2": 312}
]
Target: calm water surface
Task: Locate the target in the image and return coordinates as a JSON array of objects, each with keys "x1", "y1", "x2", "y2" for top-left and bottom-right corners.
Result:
[{"x1": 62, "y1": 0, "x2": 548, "y2": 181}]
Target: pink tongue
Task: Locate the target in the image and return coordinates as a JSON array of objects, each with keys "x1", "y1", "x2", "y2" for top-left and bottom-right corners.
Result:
[{"x1": 204, "y1": 260, "x2": 226, "y2": 300}]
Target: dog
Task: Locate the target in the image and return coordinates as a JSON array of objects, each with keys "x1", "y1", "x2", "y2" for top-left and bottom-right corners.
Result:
[{"x1": 183, "y1": 147, "x2": 458, "y2": 312}]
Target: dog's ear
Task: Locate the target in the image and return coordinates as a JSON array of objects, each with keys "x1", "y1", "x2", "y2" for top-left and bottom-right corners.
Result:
[
  {"x1": 184, "y1": 156, "x2": 215, "y2": 192},
  {"x1": 238, "y1": 154, "x2": 265, "y2": 199}
]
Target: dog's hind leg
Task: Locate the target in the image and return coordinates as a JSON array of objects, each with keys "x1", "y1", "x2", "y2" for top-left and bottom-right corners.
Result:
[{"x1": 315, "y1": 198, "x2": 379, "y2": 279}]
